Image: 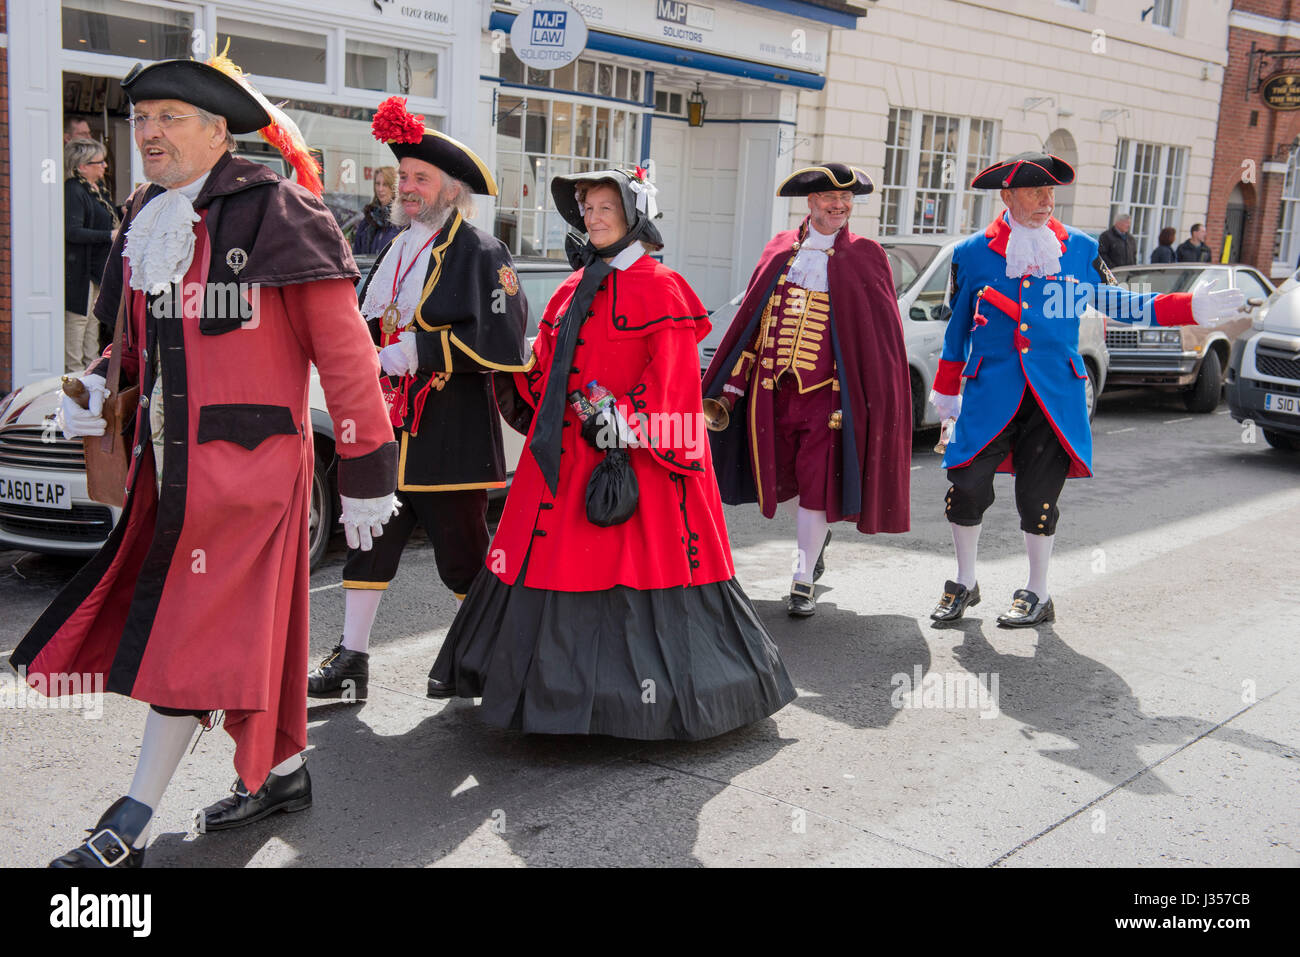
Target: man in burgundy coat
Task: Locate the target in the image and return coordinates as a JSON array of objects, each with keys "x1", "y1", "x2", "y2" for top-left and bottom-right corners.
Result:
[
  {"x1": 702, "y1": 164, "x2": 912, "y2": 616},
  {"x1": 10, "y1": 55, "x2": 398, "y2": 867}
]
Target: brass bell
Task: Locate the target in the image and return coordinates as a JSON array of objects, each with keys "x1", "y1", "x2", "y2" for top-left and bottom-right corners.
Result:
[
  {"x1": 702, "y1": 396, "x2": 731, "y2": 432},
  {"x1": 828, "y1": 409, "x2": 842, "y2": 430}
]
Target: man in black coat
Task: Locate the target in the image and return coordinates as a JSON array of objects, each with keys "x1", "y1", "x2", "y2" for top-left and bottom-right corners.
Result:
[
  {"x1": 1177, "y1": 224, "x2": 1212, "y2": 263},
  {"x1": 1098, "y1": 213, "x2": 1137, "y2": 268}
]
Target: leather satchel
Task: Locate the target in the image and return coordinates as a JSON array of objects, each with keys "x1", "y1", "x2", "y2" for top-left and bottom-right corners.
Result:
[{"x1": 83, "y1": 190, "x2": 145, "y2": 508}]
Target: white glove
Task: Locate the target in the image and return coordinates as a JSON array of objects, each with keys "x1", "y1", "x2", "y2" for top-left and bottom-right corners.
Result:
[
  {"x1": 1191, "y1": 279, "x2": 1246, "y2": 326},
  {"x1": 378, "y1": 335, "x2": 417, "y2": 378},
  {"x1": 340, "y1": 493, "x2": 400, "y2": 552},
  {"x1": 56, "y1": 373, "x2": 110, "y2": 439},
  {"x1": 929, "y1": 390, "x2": 962, "y2": 423}
]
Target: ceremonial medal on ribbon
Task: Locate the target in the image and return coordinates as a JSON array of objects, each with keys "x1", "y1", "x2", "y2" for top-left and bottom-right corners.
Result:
[{"x1": 381, "y1": 303, "x2": 401, "y2": 335}]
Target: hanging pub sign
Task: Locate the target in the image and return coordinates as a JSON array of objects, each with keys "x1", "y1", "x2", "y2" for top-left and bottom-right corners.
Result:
[
  {"x1": 1263, "y1": 73, "x2": 1300, "y2": 111},
  {"x1": 509, "y1": 0, "x2": 589, "y2": 70}
]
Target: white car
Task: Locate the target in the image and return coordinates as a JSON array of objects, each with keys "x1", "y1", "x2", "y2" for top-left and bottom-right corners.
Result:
[{"x1": 699, "y1": 235, "x2": 1110, "y2": 427}]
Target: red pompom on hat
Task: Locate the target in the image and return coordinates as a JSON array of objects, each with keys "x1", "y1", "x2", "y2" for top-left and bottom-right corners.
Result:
[{"x1": 372, "y1": 96, "x2": 427, "y2": 144}]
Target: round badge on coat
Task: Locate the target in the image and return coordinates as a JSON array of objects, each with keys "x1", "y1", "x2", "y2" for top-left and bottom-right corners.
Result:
[{"x1": 498, "y1": 265, "x2": 520, "y2": 296}]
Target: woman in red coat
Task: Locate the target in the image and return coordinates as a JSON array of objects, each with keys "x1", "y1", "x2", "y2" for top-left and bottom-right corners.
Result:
[{"x1": 428, "y1": 168, "x2": 795, "y2": 738}]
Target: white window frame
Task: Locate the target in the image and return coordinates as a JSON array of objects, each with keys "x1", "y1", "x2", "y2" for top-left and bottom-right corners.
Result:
[
  {"x1": 880, "y1": 108, "x2": 999, "y2": 237},
  {"x1": 1110, "y1": 138, "x2": 1188, "y2": 263},
  {"x1": 1275, "y1": 148, "x2": 1300, "y2": 271}
]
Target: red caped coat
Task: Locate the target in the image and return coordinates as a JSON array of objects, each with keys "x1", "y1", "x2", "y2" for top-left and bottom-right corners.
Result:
[
  {"x1": 11, "y1": 155, "x2": 396, "y2": 789},
  {"x1": 489, "y1": 254, "x2": 735, "y2": 591}
]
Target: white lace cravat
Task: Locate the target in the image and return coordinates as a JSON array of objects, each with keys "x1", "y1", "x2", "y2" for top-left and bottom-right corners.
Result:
[
  {"x1": 1005, "y1": 214, "x2": 1063, "y2": 279},
  {"x1": 786, "y1": 225, "x2": 837, "y2": 292},
  {"x1": 124, "y1": 189, "x2": 201, "y2": 295},
  {"x1": 361, "y1": 220, "x2": 436, "y2": 327}
]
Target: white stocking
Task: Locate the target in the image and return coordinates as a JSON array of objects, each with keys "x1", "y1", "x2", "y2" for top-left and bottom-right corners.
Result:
[
  {"x1": 341, "y1": 587, "x2": 384, "y2": 653},
  {"x1": 951, "y1": 523, "x2": 981, "y2": 589},
  {"x1": 793, "y1": 506, "x2": 829, "y2": 584},
  {"x1": 1024, "y1": 531, "x2": 1054, "y2": 601},
  {"x1": 127, "y1": 710, "x2": 200, "y2": 848},
  {"x1": 269, "y1": 751, "x2": 305, "y2": 777}
]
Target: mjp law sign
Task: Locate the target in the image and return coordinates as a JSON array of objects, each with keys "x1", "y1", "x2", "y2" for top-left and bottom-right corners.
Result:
[{"x1": 510, "y1": 1, "x2": 589, "y2": 69}]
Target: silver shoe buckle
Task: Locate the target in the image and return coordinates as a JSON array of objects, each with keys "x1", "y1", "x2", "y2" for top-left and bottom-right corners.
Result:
[{"x1": 87, "y1": 828, "x2": 132, "y2": 867}]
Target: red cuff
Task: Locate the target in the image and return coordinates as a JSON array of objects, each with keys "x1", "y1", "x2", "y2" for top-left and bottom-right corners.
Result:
[
  {"x1": 933, "y1": 358, "x2": 964, "y2": 396},
  {"x1": 1153, "y1": 292, "x2": 1195, "y2": 327}
]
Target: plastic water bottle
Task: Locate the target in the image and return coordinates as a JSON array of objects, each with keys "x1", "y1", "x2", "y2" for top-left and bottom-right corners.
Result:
[{"x1": 586, "y1": 380, "x2": 615, "y2": 413}]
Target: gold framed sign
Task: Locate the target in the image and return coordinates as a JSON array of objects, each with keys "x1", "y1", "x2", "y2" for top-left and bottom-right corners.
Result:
[{"x1": 1263, "y1": 73, "x2": 1300, "y2": 111}]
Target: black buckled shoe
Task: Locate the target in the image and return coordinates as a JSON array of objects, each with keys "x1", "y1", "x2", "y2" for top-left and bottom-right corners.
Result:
[
  {"x1": 50, "y1": 796, "x2": 151, "y2": 868},
  {"x1": 307, "y1": 643, "x2": 369, "y2": 700},
  {"x1": 786, "y1": 581, "x2": 816, "y2": 617},
  {"x1": 427, "y1": 677, "x2": 456, "y2": 699},
  {"x1": 930, "y1": 580, "x2": 980, "y2": 622},
  {"x1": 997, "y1": 589, "x2": 1055, "y2": 628},
  {"x1": 812, "y1": 530, "x2": 832, "y2": 582},
  {"x1": 201, "y1": 763, "x2": 312, "y2": 832}
]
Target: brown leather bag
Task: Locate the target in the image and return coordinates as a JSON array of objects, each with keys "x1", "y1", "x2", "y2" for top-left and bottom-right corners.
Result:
[{"x1": 82, "y1": 190, "x2": 146, "y2": 508}]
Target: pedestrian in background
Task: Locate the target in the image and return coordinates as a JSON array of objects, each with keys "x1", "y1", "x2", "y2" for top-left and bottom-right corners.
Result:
[
  {"x1": 1098, "y1": 212, "x2": 1137, "y2": 268},
  {"x1": 63, "y1": 137, "x2": 118, "y2": 372},
  {"x1": 1177, "y1": 223, "x2": 1212, "y2": 262},
  {"x1": 352, "y1": 165, "x2": 400, "y2": 255},
  {"x1": 1151, "y1": 226, "x2": 1177, "y2": 263}
]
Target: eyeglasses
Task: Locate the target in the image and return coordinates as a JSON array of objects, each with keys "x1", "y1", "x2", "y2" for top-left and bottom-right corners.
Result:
[
  {"x1": 128, "y1": 112, "x2": 199, "y2": 131},
  {"x1": 85, "y1": 159, "x2": 109, "y2": 166}
]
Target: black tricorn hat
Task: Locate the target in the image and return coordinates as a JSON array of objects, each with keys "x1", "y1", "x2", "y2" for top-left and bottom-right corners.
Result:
[
  {"x1": 778, "y1": 163, "x2": 874, "y2": 197},
  {"x1": 121, "y1": 60, "x2": 270, "y2": 135},
  {"x1": 389, "y1": 132, "x2": 497, "y2": 197},
  {"x1": 550, "y1": 168, "x2": 664, "y2": 249},
  {"x1": 371, "y1": 96, "x2": 496, "y2": 196},
  {"x1": 971, "y1": 151, "x2": 1075, "y2": 190}
]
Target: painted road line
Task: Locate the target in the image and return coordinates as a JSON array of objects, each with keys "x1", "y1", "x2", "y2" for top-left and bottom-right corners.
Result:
[
  {"x1": 1105, "y1": 427, "x2": 1136, "y2": 434},
  {"x1": 1163, "y1": 417, "x2": 1193, "y2": 424},
  {"x1": 309, "y1": 582, "x2": 343, "y2": 594}
]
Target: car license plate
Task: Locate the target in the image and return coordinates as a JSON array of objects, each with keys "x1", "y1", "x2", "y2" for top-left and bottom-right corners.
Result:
[
  {"x1": 0, "y1": 469, "x2": 72, "y2": 510},
  {"x1": 1264, "y1": 393, "x2": 1300, "y2": 417}
]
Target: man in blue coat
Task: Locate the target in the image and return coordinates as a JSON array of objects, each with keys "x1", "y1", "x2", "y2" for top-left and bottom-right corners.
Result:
[{"x1": 928, "y1": 152, "x2": 1245, "y2": 627}]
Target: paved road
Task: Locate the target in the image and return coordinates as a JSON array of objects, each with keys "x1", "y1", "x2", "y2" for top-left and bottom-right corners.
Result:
[{"x1": 1, "y1": 389, "x2": 1296, "y2": 867}]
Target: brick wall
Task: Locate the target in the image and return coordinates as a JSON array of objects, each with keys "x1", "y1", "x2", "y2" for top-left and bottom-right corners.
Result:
[
  {"x1": 1206, "y1": 0, "x2": 1300, "y2": 280},
  {"x1": 0, "y1": 0, "x2": 10, "y2": 395}
]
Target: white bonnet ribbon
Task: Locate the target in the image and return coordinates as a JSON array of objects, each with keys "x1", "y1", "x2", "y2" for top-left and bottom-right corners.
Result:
[{"x1": 629, "y1": 178, "x2": 659, "y2": 220}]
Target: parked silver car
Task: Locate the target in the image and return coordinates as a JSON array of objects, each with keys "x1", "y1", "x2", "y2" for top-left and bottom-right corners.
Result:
[{"x1": 699, "y1": 235, "x2": 1110, "y2": 428}]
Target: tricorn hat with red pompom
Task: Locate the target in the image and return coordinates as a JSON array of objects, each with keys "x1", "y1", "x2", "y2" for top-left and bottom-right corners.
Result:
[{"x1": 371, "y1": 96, "x2": 497, "y2": 196}]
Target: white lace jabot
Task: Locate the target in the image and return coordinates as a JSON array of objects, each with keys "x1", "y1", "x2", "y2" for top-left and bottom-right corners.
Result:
[
  {"x1": 1004, "y1": 213, "x2": 1063, "y2": 279},
  {"x1": 360, "y1": 220, "x2": 437, "y2": 327},
  {"x1": 785, "y1": 225, "x2": 838, "y2": 292},
  {"x1": 123, "y1": 170, "x2": 210, "y2": 295}
]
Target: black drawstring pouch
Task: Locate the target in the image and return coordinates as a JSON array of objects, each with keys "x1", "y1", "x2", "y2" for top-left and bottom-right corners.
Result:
[{"x1": 586, "y1": 449, "x2": 639, "y2": 527}]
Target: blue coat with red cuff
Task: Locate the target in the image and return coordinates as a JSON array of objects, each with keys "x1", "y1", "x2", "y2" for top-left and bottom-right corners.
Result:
[{"x1": 932, "y1": 214, "x2": 1194, "y2": 478}]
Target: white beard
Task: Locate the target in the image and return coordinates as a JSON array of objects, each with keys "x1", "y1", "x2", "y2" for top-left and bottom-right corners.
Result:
[{"x1": 1005, "y1": 215, "x2": 1062, "y2": 279}]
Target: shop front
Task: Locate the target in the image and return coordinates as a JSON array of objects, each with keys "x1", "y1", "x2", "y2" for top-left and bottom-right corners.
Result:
[
  {"x1": 484, "y1": 0, "x2": 862, "y2": 309},
  {"x1": 7, "y1": 0, "x2": 480, "y2": 385}
]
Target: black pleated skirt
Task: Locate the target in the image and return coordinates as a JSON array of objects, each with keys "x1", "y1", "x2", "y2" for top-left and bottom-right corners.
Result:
[{"x1": 429, "y1": 569, "x2": 797, "y2": 740}]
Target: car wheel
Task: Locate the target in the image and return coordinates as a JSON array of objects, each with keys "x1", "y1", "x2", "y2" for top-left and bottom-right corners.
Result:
[
  {"x1": 308, "y1": 452, "x2": 335, "y2": 572},
  {"x1": 911, "y1": 374, "x2": 926, "y2": 431},
  {"x1": 1183, "y1": 349, "x2": 1223, "y2": 414},
  {"x1": 1084, "y1": 360, "x2": 1098, "y2": 422},
  {"x1": 1263, "y1": 429, "x2": 1300, "y2": 451}
]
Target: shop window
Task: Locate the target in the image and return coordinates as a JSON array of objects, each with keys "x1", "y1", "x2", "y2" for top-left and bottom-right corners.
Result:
[
  {"x1": 495, "y1": 95, "x2": 644, "y2": 260},
  {"x1": 1275, "y1": 149, "x2": 1300, "y2": 267},
  {"x1": 654, "y1": 90, "x2": 685, "y2": 117},
  {"x1": 498, "y1": 50, "x2": 642, "y2": 103},
  {"x1": 1110, "y1": 138, "x2": 1187, "y2": 262},
  {"x1": 216, "y1": 19, "x2": 327, "y2": 85},
  {"x1": 881, "y1": 108, "x2": 998, "y2": 236},
  {"x1": 62, "y1": 0, "x2": 192, "y2": 60},
  {"x1": 346, "y1": 40, "x2": 438, "y2": 100}
]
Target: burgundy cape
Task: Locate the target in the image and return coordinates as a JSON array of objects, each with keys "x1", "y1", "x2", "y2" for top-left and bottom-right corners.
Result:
[
  {"x1": 702, "y1": 219, "x2": 911, "y2": 533},
  {"x1": 10, "y1": 154, "x2": 397, "y2": 789}
]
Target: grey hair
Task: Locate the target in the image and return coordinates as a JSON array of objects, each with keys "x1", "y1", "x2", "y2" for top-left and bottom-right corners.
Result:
[
  {"x1": 64, "y1": 137, "x2": 105, "y2": 174},
  {"x1": 194, "y1": 107, "x2": 238, "y2": 152},
  {"x1": 391, "y1": 173, "x2": 477, "y2": 228}
]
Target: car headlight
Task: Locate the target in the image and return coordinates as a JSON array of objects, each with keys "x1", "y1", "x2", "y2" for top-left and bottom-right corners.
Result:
[
  {"x1": 1138, "y1": 329, "x2": 1162, "y2": 344},
  {"x1": 1161, "y1": 330, "x2": 1181, "y2": 344}
]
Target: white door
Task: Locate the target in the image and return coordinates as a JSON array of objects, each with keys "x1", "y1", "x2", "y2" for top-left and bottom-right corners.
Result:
[{"x1": 677, "y1": 124, "x2": 739, "y2": 310}]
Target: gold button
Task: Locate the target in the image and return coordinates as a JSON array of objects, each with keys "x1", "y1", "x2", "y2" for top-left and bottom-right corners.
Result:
[
  {"x1": 1040, "y1": 514, "x2": 1047, "y2": 520},
  {"x1": 1022, "y1": 303, "x2": 1030, "y2": 310},
  {"x1": 1042, "y1": 502, "x2": 1049, "y2": 508},
  {"x1": 1021, "y1": 347, "x2": 1029, "y2": 354},
  {"x1": 1037, "y1": 523, "x2": 1045, "y2": 528},
  {"x1": 1022, "y1": 280, "x2": 1030, "y2": 288},
  {"x1": 1020, "y1": 323, "x2": 1029, "y2": 331}
]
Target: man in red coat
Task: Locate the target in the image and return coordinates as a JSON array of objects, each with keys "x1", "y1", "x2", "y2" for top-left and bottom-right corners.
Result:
[
  {"x1": 702, "y1": 164, "x2": 912, "y2": 616},
  {"x1": 10, "y1": 54, "x2": 398, "y2": 867}
]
